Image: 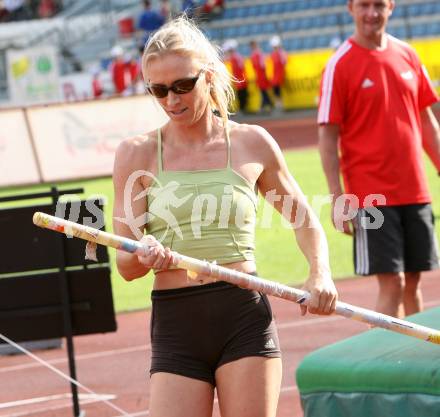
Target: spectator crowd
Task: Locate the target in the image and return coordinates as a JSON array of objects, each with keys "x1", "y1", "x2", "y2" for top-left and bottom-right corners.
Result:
[
  {"x1": 0, "y1": 0, "x2": 60, "y2": 22},
  {"x1": 2, "y1": 0, "x2": 290, "y2": 112},
  {"x1": 223, "y1": 36, "x2": 288, "y2": 114}
]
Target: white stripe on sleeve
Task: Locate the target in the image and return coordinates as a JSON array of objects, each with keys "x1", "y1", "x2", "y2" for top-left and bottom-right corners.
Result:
[
  {"x1": 318, "y1": 41, "x2": 352, "y2": 124},
  {"x1": 421, "y1": 65, "x2": 434, "y2": 84}
]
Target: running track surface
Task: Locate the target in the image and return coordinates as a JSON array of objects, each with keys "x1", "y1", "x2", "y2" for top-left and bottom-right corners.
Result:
[{"x1": 1, "y1": 112, "x2": 440, "y2": 417}]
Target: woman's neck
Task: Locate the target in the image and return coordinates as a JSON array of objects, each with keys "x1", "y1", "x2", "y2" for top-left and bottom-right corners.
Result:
[{"x1": 165, "y1": 110, "x2": 224, "y2": 148}]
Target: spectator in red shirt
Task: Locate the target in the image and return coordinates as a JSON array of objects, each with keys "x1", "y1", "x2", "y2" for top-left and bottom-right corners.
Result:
[
  {"x1": 249, "y1": 40, "x2": 273, "y2": 112},
  {"x1": 125, "y1": 53, "x2": 141, "y2": 94},
  {"x1": 92, "y1": 72, "x2": 103, "y2": 98},
  {"x1": 269, "y1": 36, "x2": 287, "y2": 109},
  {"x1": 38, "y1": 0, "x2": 56, "y2": 18},
  {"x1": 110, "y1": 46, "x2": 129, "y2": 95},
  {"x1": 223, "y1": 39, "x2": 248, "y2": 113}
]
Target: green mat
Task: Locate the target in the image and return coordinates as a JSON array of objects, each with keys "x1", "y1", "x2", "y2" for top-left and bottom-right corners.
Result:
[{"x1": 296, "y1": 307, "x2": 440, "y2": 417}]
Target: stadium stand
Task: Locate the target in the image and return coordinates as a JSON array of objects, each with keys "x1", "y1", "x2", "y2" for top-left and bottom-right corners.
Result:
[
  {"x1": 0, "y1": 0, "x2": 142, "y2": 100},
  {"x1": 205, "y1": 0, "x2": 440, "y2": 55},
  {"x1": 0, "y1": 0, "x2": 440, "y2": 102}
]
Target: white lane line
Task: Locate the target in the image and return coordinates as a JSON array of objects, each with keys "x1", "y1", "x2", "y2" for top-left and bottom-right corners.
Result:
[
  {"x1": 112, "y1": 410, "x2": 149, "y2": 417},
  {"x1": 0, "y1": 394, "x2": 116, "y2": 417},
  {"x1": 0, "y1": 394, "x2": 71, "y2": 409},
  {"x1": 0, "y1": 393, "x2": 115, "y2": 409},
  {"x1": 0, "y1": 397, "x2": 115, "y2": 417},
  {"x1": 280, "y1": 385, "x2": 298, "y2": 393},
  {"x1": 1, "y1": 299, "x2": 438, "y2": 375},
  {"x1": 0, "y1": 345, "x2": 151, "y2": 373}
]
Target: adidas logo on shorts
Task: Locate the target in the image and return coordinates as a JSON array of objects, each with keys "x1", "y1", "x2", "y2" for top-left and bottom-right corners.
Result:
[{"x1": 264, "y1": 338, "x2": 276, "y2": 349}]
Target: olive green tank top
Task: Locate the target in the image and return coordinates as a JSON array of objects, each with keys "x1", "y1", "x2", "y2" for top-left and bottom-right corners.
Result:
[{"x1": 146, "y1": 129, "x2": 258, "y2": 264}]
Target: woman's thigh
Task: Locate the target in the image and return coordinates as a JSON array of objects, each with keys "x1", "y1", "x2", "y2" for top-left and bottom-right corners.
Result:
[
  {"x1": 215, "y1": 356, "x2": 282, "y2": 417},
  {"x1": 149, "y1": 372, "x2": 215, "y2": 417}
]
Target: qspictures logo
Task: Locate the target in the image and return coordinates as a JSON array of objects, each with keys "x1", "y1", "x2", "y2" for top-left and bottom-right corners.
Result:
[
  {"x1": 112, "y1": 170, "x2": 387, "y2": 243},
  {"x1": 54, "y1": 171, "x2": 386, "y2": 241}
]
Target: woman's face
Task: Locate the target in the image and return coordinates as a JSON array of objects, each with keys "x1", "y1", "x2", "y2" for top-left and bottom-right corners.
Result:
[{"x1": 145, "y1": 53, "x2": 211, "y2": 125}]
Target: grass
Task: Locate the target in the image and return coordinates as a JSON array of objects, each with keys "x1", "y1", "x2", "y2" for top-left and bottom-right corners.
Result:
[{"x1": 2, "y1": 148, "x2": 439, "y2": 312}]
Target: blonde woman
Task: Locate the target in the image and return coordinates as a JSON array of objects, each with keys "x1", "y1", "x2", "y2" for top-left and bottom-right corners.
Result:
[{"x1": 113, "y1": 17, "x2": 337, "y2": 417}]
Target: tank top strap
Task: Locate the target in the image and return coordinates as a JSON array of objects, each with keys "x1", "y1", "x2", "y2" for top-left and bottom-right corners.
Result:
[
  {"x1": 225, "y1": 126, "x2": 231, "y2": 168},
  {"x1": 157, "y1": 128, "x2": 163, "y2": 173}
]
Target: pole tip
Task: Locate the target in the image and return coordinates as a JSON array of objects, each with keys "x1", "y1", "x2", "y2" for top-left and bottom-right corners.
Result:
[
  {"x1": 33, "y1": 212, "x2": 48, "y2": 227},
  {"x1": 33, "y1": 212, "x2": 42, "y2": 225}
]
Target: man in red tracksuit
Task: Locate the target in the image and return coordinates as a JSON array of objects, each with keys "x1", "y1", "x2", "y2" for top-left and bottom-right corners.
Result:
[{"x1": 318, "y1": 0, "x2": 440, "y2": 318}]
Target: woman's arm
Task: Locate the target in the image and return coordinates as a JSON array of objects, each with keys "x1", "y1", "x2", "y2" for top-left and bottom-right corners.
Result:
[
  {"x1": 254, "y1": 126, "x2": 337, "y2": 315},
  {"x1": 113, "y1": 139, "x2": 152, "y2": 280},
  {"x1": 112, "y1": 137, "x2": 174, "y2": 280}
]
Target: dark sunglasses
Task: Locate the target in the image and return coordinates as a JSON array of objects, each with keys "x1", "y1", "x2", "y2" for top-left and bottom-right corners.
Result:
[{"x1": 146, "y1": 69, "x2": 205, "y2": 99}]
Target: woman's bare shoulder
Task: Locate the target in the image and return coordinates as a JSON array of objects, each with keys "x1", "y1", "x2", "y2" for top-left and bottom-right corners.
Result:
[
  {"x1": 115, "y1": 131, "x2": 158, "y2": 168},
  {"x1": 116, "y1": 131, "x2": 156, "y2": 155},
  {"x1": 227, "y1": 120, "x2": 281, "y2": 157}
]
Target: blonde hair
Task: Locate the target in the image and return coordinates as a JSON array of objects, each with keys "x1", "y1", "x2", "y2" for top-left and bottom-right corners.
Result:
[{"x1": 142, "y1": 16, "x2": 235, "y2": 125}]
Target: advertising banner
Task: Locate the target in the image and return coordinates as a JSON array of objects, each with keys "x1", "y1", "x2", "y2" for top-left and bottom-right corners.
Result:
[
  {"x1": 238, "y1": 36, "x2": 440, "y2": 112},
  {"x1": 27, "y1": 95, "x2": 169, "y2": 182},
  {"x1": 282, "y1": 49, "x2": 333, "y2": 109},
  {"x1": 411, "y1": 38, "x2": 440, "y2": 94},
  {"x1": 6, "y1": 46, "x2": 61, "y2": 106},
  {"x1": 60, "y1": 72, "x2": 94, "y2": 102},
  {"x1": 0, "y1": 110, "x2": 41, "y2": 187}
]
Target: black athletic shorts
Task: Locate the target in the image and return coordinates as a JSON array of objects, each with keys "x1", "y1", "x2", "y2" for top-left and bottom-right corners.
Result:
[
  {"x1": 354, "y1": 203, "x2": 439, "y2": 275},
  {"x1": 149, "y1": 280, "x2": 281, "y2": 386}
]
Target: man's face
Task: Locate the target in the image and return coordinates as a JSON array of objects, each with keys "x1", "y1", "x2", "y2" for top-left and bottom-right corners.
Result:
[{"x1": 348, "y1": 0, "x2": 395, "y2": 39}]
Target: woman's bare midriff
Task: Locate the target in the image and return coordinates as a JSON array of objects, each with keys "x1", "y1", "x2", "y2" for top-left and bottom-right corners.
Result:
[{"x1": 153, "y1": 260, "x2": 257, "y2": 290}]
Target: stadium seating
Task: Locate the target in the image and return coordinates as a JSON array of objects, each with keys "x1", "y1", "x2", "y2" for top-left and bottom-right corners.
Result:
[
  {"x1": 204, "y1": 0, "x2": 440, "y2": 54},
  {"x1": 1, "y1": 0, "x2": 440, "y2": 103}
]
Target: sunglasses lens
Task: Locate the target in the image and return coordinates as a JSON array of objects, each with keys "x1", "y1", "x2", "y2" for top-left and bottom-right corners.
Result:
[
  {"x1": 148, "y1": 85, "x2": 168, "y2": 98},
  {"x1": 147, "y1": 74, "x2": 201, "y2": 98},
  {"x1": 172, "y1": 78, "x2": 198, "y2": 94}
]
